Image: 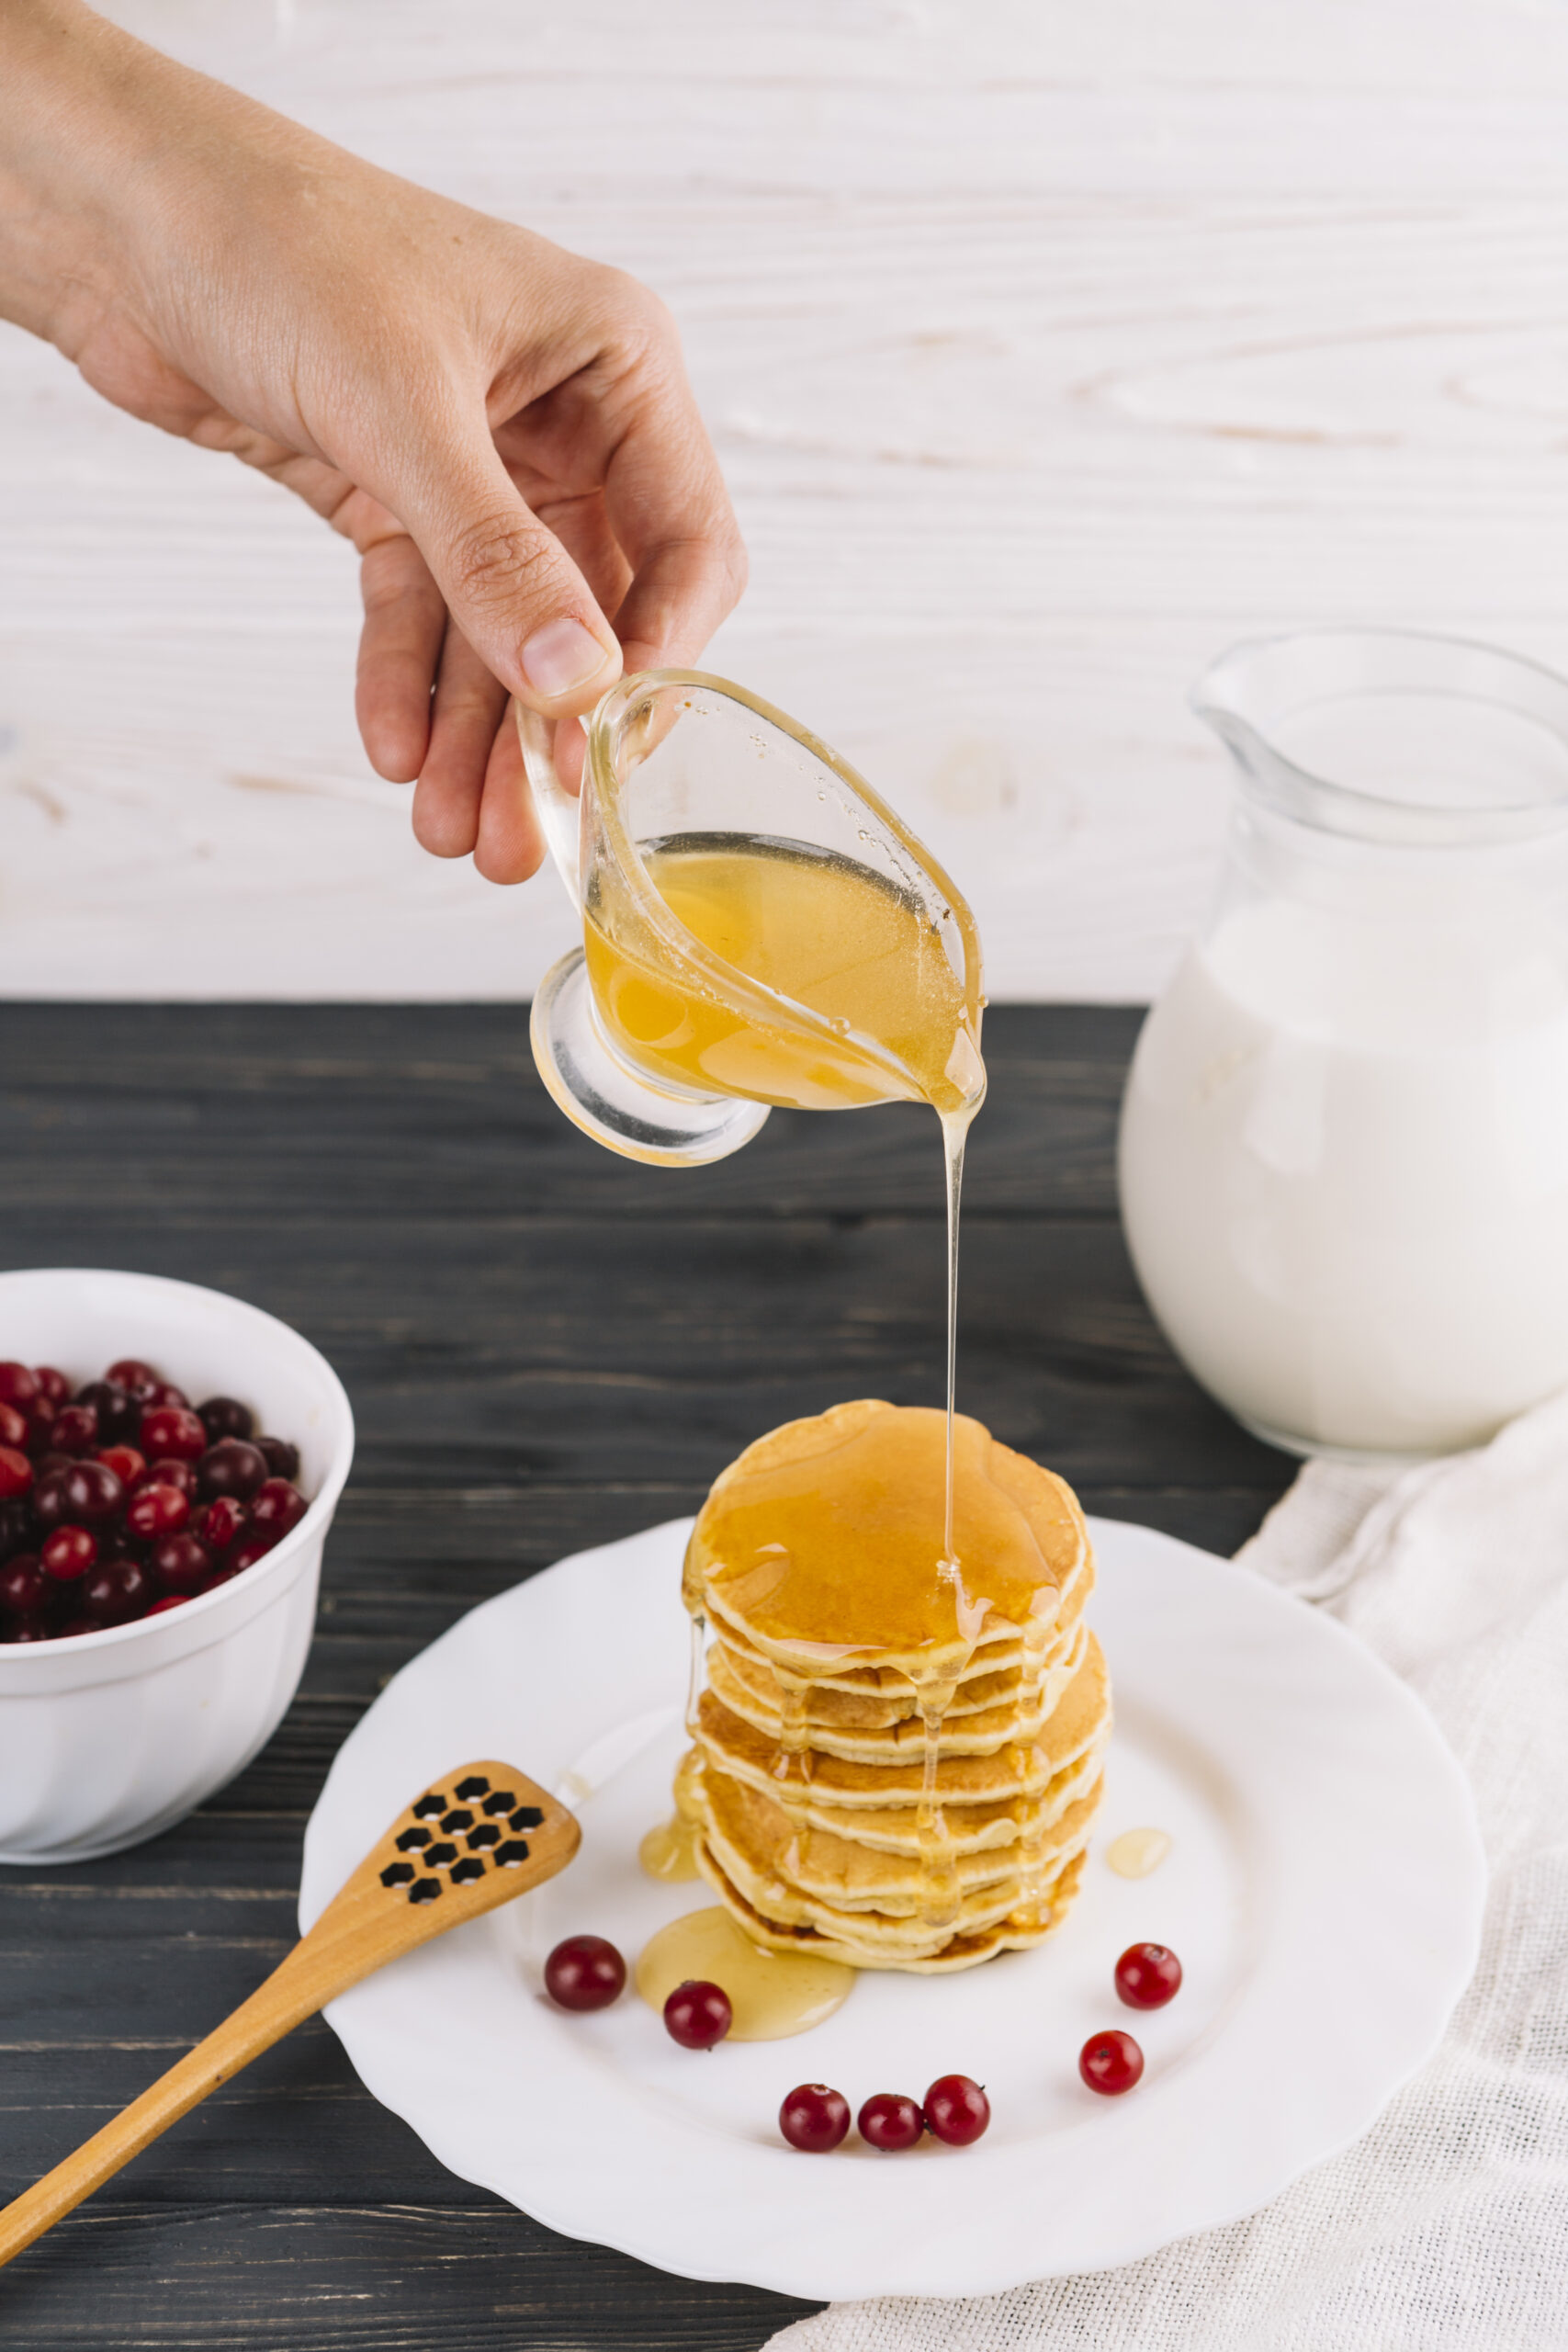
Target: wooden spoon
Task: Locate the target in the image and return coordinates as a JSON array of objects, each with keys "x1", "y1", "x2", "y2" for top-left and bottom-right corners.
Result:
[{"x1": 0, "y1": 1760, "x2": 579, "y2": 2269}]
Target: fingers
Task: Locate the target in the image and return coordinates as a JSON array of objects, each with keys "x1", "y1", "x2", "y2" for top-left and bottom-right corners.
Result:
[
  {"x1": 475, "y1": 699, "x2": 547, "y2": 885},
  {"x1": 355, "y1": 534, "x2": 446, "y2": 781},
  {"x1": 395, "y1": 423, "x2": 623, "y2": 722},
  {"x1": 410, "y1": 627, "x2": 508, "y2": 859},
  {"x1": 601, "y1": 364, "x2": 748, "y2": 674}
]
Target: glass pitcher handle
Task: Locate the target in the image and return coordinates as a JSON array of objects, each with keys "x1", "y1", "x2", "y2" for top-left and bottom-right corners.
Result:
[{"x1": 513, "y1": 699, "x2": 584, "y2": 913}]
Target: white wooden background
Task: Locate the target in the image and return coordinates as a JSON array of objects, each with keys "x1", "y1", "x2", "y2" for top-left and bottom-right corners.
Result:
[{"x1": 5, "y1": 0, "x2": 1568, "y2": 1001}]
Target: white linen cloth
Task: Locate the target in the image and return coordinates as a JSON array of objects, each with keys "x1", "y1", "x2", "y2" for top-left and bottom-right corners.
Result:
[{"x1": 766, "y1": 1389, "x2": 1568, "y2": 2352}]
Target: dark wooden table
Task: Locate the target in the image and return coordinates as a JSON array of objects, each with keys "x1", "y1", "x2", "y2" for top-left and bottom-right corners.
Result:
[{"x1": 0, "y1": 1002, "x2": 1292, "y2": 2350}]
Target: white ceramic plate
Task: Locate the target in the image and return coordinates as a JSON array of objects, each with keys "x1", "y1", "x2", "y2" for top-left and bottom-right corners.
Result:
[{"x1": 300, "y1": 1517, "x2": 1485, "y2": 2301}]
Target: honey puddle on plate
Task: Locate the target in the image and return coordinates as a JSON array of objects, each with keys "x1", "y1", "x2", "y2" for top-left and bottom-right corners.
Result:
[
  {"x1": 1106, "y1": 1826, "x2": 1172, "y2": 1880},
  {"x1": 636, "y1": 1907, "x2": 854, "y2": 2041}
]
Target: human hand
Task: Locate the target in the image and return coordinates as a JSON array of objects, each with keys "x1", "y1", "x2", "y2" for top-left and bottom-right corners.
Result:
[{"x1": 0, "y1": 1, "x2": 746, "y2": 880}]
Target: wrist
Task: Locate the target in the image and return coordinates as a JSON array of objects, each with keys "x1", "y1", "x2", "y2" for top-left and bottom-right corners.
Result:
[{"x1": 0, "y1": 1, "x2": 148, "y2": 345}]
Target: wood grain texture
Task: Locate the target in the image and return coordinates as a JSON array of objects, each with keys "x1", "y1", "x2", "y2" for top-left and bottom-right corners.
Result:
[
  {"x1": 0, "y1": 1001, "x2": 1292, "y2": 2347},
  {"x1": 5, "y1": 4, "x2": 1568, "y2": 999}
]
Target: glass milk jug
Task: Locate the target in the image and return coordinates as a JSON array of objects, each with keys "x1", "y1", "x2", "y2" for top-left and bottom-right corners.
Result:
[{"x1": 1119, "y1": 629, "x2": 1568, "y2": 1460}]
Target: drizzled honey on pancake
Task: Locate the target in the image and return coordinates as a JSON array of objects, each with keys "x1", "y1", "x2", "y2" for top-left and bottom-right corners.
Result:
[{"x1": 672, "y1": 1399, "x2": 1105, "y2": 1963}]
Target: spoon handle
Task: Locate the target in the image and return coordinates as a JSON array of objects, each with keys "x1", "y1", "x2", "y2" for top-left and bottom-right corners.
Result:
[{"x1": 0, "y1": 1764, "x2": 579, "y2": 2270}]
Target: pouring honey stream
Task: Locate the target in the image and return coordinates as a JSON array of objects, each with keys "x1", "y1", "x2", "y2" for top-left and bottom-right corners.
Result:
[{"x1": 518, "y1": 671, "x2": 1004, "y2": 1960}]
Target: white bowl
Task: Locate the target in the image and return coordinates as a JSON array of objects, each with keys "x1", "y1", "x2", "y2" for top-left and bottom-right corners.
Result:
[{"x1": 0, "y1": 1267, "x2": 355, "y2": 1863}]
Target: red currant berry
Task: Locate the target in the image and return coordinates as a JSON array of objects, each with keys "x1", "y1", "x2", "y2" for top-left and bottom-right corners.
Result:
[
  {"x1": 0, "y1": 1555, "x2": 45, "y2": 1615},
  {"x1": 662, "y1": 1980, "x2": 732, "y2": 2050},
  {"x1": 0, "y1": 1363, "x2": 38, "y2": 1411},
  {"x1": 197, "y1": 1439, "x2": 267, "y2": 1502},
  {"x1": 42, "y1": 1526, "x2": 98, "y2": 1582},
  {"x1": 0, "y1": 1402, "x2": 27, "y2": 1451},
  {"x1": 922, "y1": 2075, "x2": 990, "y2": 2146},
  {"x1": 0, "y1": 1498, "x2": 37, "y2": 1559},
  {"x1": 198, "y1": 1496, "x2": 248, "y2": 1553},
  {"x1": 196, "y1": 1567, "x2": 238, "y2": 1595},
  {"x1": 197, "y1": 1396, "x2": 254, "y2": 1444},
  {"x1": 126, "y1": 1481, "x2": 190, "y2": 1541},
  {"x1": 106, "y1": 1359, "x2": 160, "y2": 1400},
  {"x1": 145, "y1": 1382, "x2": 189, "y2": 1412},
  {"x1": 224, "y1": 1532, "x2": 279, "y2": 1575},
  {"x1": 140, "y1": 1406, "x2": 206, "y2": 1463},
  {"x1": 250, "y1": 1477, "x2": 307, "y2": 1537},
  {"x1": 255, "y1": 1436, "x2": 300, "y2": 1482},
  {"x1": 141, "y1": 1457, "x2": 197, "y2": 1499},
  {"x1": 81, "y1": 1557, "x2": 153, "y2": 1626},
  {"x1": 1079, "y1": 2030, "x2": 1145, "y2": 2096},
  {"x1": 1115, "y1": 1942, "x2": 1182, "y2": 2010},
  {"x1": 51, "y1": 1404, "x2": 98, "y2": 1456},
  {"x1": 0, "y1": 1446, "x2": 34, "y2": 1501},
  {"x1": 149, "y1": 1532, "x2": 213, "y2": 1595},
  {"x1": 144, "y1": 1595, "x2": 190, "y2": 1616},
  {"x1": 543, "y1": 1935, "x2": 626, "y2": 2011},
  {"x1": 31, "y1": 1366, "x2": 70, "y2": 1407},
  {"x1": 857, "y1": 2093, "x2": 924, "y2": 2152},
  {"x1": 3, "y1": 1616, "x2": 50, "y2": 1643},
  {"x1": 779, "y1": 2084, "x2": 851, "y2": 2154},
  {"x1": 56, "y1": 1616, "x2": 106, "y2": 1639},
  {"x1": 96, "y1": 1445, "x2": 146, "y2": 1488}
]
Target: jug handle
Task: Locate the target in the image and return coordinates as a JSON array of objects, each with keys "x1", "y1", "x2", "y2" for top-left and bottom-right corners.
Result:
[{"x1": 513, "y1": 698, "x2": 585, "y2": 914}]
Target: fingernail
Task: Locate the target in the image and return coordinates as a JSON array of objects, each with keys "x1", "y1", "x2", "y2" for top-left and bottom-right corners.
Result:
[{"x1": 522, "y1": 616, "x2": 610, "y2": 700}]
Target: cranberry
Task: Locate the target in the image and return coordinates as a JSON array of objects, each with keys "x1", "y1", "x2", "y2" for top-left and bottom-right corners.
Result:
[
  {"x1": 0, "y1": 1402, "x2": 27, "y2": 1451},
  {"x1": 0, "y1": 1555, "x2": 45, "y2": 1615},
  {"x1": 255, "y1": 1436, "x2": 300, "y2": 1483},
  {"x1": 663, "y1": 1980, "x2": 732, "y2": 2050},
  {"x1": 144, "y1": 1595, "x2": 190, "y2": 1616},
  {"x1": 198, "y1": 1396, "x2": 254, "y2": 1443},
  {"x1": 3, "y1": 1616, "x2": 51, "y2": 1643},
  {"x1": 1079, "y1": 2030, "x2": 1145, "y2": 2097},
  {"x1": 51, "y1": 1404, "x2": 98, "y2": 1456},
  {"x1": 141, "y1": 1456, "x2": 197, "y2": 1499},
  {"x1": 73, "y1": 1381, "x2": 137, "y2": 1445},
  {"x1": 42, "y1": 1526, "x2": 98, "y2": 1582},
  {"x1": 198, "y1": 1496, "x2": 248, "y2": 1553},
  {"x1": 55, "y1": 1461, "x2": 125, "y2": 1526},
  {"x1": 250, "y1": 1478, "x2": 307, "y2": 1538},
  {"x1": 0, "y1": 1363, "x2": 38, "y2": 1411},
  {"x1": 81, "y1": 1557, "x2": 153, "y2": 1626},
  {"x1": 224, "y1": 1533, "x2": 278, "y2": 1574},
  {"x1": 197, "y1": 1439, "x2": 267, "y2": 1502},
  {"x1": 149, "y1": 1532, "x2": 213, "y2": 1594},
  {"x1": 140, "y1": 1405, "x2": 206, "y2": 1462},
  {"x1": 24, "y1": 1397, "x2": 58, "y2": 1455},
  {"x1": 922, "y1": 2075, "x2": 990, "y2": 2146},
  {"x1": 0, "y1": 1446, "x2": 34, "y2": 1501},
  {"x1": 145, "y1": 1382, "x2": 189, "y2": 1412},
  {"x1": 858, "y1": 2092, "x2": 924, "y2": 2152},
  {"x1": 197, "y1": 1566, "x2": 238, "y2": 1594},
  {"x1": 31, "y1": 1366, "x2": 70, "y2": 1406},
  {"x1": 543, "y1": 1935, "x2": 626, "y2": 2011},
  {"x1": 96, "y1": 1444, "x2": 146, "y2": 1488},
  {"x1": 0, "y1": 1498, "x2": 36, "y2": 1559},
  {"x1": 32, "y1": 1453, "x2": 71, "y2": 1482},
  {"x1": 56, "y1": 1615, "x2": 106, "y2": 1639},
  {"x1": 106, "y1": 1358, "x2": 160, "y2": 1401},
  {"x1": 779, "y1": 2084, "x2": 851, "y2": 2154},
  {"x1": 126, "y1": 1481, "x2": 190, "y2": 1541},
  {"x1": 30, "y1": 1466, "x2": 77, "y2": 1530},
  {"x1": 1115, "y1": 1942, "x2": 1182, "y2": 2010}
]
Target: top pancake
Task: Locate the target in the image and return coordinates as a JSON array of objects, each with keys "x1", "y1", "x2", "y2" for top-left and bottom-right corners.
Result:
[{"x1": 684, "y1": 1398, "x2": 1089, "y2": 1683}]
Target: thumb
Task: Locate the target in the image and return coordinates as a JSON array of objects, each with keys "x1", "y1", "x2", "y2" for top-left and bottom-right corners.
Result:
[{"x1": 400, "y1": 430, "x2": 622, "y2": 717}]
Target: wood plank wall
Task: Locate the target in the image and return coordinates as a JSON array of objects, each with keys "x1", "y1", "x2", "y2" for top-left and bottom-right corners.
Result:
[{"x1": 3, "y1": 0, "x2": 1566, "y2": 1000}]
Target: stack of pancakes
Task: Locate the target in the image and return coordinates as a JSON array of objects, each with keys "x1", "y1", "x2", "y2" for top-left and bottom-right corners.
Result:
[{"x1": 674, "y1": 1399, "x2": 1111, "y2": 1972}]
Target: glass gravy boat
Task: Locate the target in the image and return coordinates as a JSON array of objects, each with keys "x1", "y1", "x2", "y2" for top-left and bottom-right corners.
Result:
[{"x1": 517, "y1": 672, "x2": 985, "y2": 1167}]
